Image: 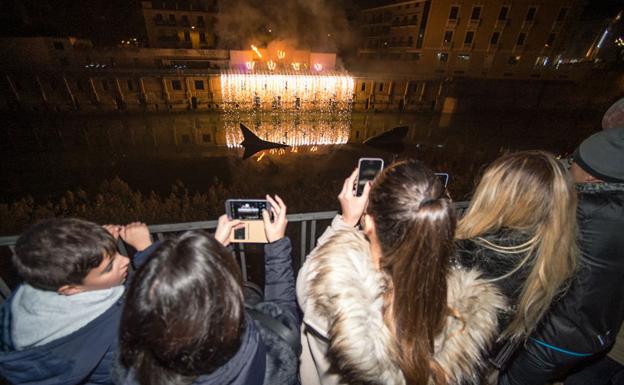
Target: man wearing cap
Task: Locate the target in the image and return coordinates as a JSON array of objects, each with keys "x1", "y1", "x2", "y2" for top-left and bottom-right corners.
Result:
[{"x1": 499, "y1": 128, "x2": 624, "y2": 385}]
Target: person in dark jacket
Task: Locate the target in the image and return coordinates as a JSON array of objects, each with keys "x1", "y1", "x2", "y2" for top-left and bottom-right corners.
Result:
[
  {"x1": 499, "y1": 128, "x2": 624, "y2": 385},
  {"x1": 115, "y1": 194, "x2": 299, "y2": 385},
  {"x1": 0, "y1": 219, "x2": 155, "y2": 385}
]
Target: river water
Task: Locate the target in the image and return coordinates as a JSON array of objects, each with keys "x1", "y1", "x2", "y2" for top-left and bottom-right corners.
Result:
[{"x1": 0, "y1": 109, "x2": 602, "y2": 206}]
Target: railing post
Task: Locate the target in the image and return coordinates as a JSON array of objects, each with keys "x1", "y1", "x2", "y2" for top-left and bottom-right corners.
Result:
[{"x1": 300, "y1": 220, "x2": 307, "y2": 260}]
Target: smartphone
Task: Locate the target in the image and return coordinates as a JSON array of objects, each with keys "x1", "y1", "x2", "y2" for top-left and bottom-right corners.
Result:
[
  {"x1": 435, "y1": 173, "x2": 449, "y2": 188},
  {"x1": 225, "y1": 199, "x2": 271, "y2": 243},
  {"x1": 355, "y1": 158, "x2": 384, "y2": 196}
]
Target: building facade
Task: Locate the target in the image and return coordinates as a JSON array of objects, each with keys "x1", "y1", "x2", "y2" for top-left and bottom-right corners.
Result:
[
  {"x1": 356, "y1": 0, "x2": 586, "y2": 79},
  {"x1": 142, "y1": 0, "x2": 219, "y2": 49}
]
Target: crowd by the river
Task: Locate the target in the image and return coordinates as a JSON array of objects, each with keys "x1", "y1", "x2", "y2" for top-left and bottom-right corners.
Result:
[{"x1": 0, "y1": 125, "x2": 623, "y2": 385}]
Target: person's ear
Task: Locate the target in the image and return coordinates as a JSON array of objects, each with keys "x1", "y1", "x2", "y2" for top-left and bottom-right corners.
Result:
[{"x1": 57, "y1": 285, "x2": 83, "y2": 296}]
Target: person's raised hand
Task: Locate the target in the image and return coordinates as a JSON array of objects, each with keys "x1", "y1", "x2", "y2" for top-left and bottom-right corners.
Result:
[
  {"x1": 103, "y1": 224, "x2": 122, "y2": 240},
  {"x1": 214, "y1": 214, "x2": 242, "y2": 247},
  {"x1": 120, "y1": 222, "x2": 152, "y2": 252},
  {"x1": 338, "y1": 168, "x2": 372, "y2": 227},
  {"x1": 262, "y1": 195, "x2": 288, "y2": 243}
]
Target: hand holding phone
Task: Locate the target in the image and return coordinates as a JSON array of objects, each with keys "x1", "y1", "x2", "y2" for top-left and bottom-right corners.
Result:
[
  {"x1": 225, "y1": 199, "x2": 271, "y2": 243},
  {"x1": 214, "y1": 215, "x2": 242, "y2": 247},
  {"x1": 338, "y1": 168, "x2": 372, "y2": 227},
  {"x1": 262, "y1": 195, "x2": 288, "y2": 243}
]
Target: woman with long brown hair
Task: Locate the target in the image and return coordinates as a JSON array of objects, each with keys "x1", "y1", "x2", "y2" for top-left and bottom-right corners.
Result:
[
  {"x1": 455, "y1": 151, "x2": 578, "y2": 348},
  {"x1": 297, "y1": 160, "x2": 505, "y2": 385}
]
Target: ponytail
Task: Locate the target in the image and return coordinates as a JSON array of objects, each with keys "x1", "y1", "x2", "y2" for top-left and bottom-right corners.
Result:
[{"x1": 368, "y1": 160, "x2": 457, "y2": 385}]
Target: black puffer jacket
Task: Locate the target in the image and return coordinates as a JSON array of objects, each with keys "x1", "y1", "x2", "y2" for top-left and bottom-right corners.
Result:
[
  {"x1": 456, "y1": 229, "x2": 533, "y2": 333},
  {"x1": 499, "y1": 183, "x2": 624, "y2": 385}
]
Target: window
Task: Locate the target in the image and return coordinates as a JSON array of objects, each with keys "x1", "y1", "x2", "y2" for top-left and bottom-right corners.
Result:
[
  {"x1": 155, "y1": 13, "x2": 164, "y2": 23},
  {"x1": 526, "y1": 7, "x2": 536, "y2": 21},
  {"x1": 127, "y1": 80, "x2": 134, "y2": 91},
  {"x1": 197, "y1": 16, "x2": 205, "y2": 27},
  {"x1": 457, "y1": 53, "x2": 470, "y2": 61},
  {"x1": 184, "y1": 31, "x2": 190, "y2": 41},
  {"x1": 410, "y1": 15, "x2": 417, "y2": 25},
  {"x1": 195, "y1": 80, "x2": 204, "y2": 90},
  {"x1": 199, "y1": 32, "x2": 206, "y2": 42},
  {"x1": 169, "y1": 14, "x2": 176, "y2": 24},
  {"x1": 53, "y1": 42, "x2": 64, "y2": 50},
  {"x1": 516, "y1": 33, "x2": 526, "y2": 46},
  {"x1": 449, "y1": 6, "x2": 459, "y2": 20},
  {"x1": 181, "y1": 15, "x2": 189, "y2": 25},
  {"x1": 471, "y1": 6, "x2": 481, "y2": 20},
  {"x1": 437, "y1": 52, "x2": 449, "y2": 63},
  {"x1": 443, "y1": 30, "x2": 453, "y2": 44},
  {"x1": 379, "y1": 83, "x2": 384, "y2": 92},
  {"x1": 464, "y1": 31, "x2": 475, "y2": 45},
  {"x1": 557, "y1": 8, "x2": 568, "y2": 21},
  {"x1": 498, "y1": 6, "x2": 509, "y2": 20},
  {"x1": 545, "y1": 33, "x2": 556, "y2": 47},
  {"x1": 361, "y1": 82, "x2": 366, "y2": 91},
  {"x1": 508, "y1": 55, "x2": 520, "y2": 64},
  {"x1": 102, "y1": 80, "x2": 110, "y2": 91},
  {"x1": 171, "y1": 80, "x2": 182, "y2": 90},
  {"x1": 490, "y1": 31, "x2": 500, "y2": 45},
  {"x1": 202, "y1": 134, "x2": 211, "y2": 143},
  {"x1": 181, "y1": 134, "x2": 190, "y2": 144},
  {"x1": 408, "y1": 36, "x2": 414, "y2": 46}
]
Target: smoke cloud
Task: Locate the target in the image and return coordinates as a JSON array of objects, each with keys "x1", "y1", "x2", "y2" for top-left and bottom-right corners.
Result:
[{"x1": 216, "y1": 0, "x2": 356, "y2": 53}]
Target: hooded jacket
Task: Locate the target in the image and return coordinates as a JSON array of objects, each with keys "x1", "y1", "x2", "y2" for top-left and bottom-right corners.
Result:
[
  {"x1": 297, "y1": 217, "x2": 506, "y2": 385},
  {"x1": 114, "y1": 237, "x2": 300, "y2": 385},
  {"x1": 499, "y1": 182, "x2": 624, "y2": 385},
  {"x1": 0, "y1": 242, "x2": 159, "y2": 385}
]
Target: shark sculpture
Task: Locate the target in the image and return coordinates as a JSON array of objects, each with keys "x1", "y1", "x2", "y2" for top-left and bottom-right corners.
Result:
[{"x1": 239, "y1": 123, "x2": 290, "y2": 159}]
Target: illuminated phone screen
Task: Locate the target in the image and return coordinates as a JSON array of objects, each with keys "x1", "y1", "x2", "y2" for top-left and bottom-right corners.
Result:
[
  {"x1": 228, "y1": 200, "x2": 268, "y2": 220},
  {"x1": 356, "y1": 159, "x2": 384, "y2": 196}
]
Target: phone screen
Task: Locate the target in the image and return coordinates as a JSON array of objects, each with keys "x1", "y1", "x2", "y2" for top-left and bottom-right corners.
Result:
[
  {"x1": 356, "y1": 158, "x2": 384, "y2": 196},
  {"x1": 228, "y1": 200, "x2": 268, "y2": 220}
]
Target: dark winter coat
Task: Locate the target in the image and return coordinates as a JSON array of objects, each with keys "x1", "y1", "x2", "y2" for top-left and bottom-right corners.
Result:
[
  {"x1": 115, "y1": 237, "x2": 300, "y2": 385},
  {"x1": 456, "y1": 229, "x2": 533, "y2": 333},
  {"x1": 0, "y1": 243, "x2": 159, "y2": 385},
  {"x1": 499, "y1": 183, "x2": 624, "y2": 385}
]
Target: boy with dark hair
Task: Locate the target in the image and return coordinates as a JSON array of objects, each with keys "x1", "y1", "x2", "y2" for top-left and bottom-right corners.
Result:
[{"x1": 0, "y1": 218, "x2": 155, "y2": 385}]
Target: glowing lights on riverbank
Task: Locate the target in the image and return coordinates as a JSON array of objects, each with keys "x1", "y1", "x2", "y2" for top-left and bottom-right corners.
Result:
[{"x1": 220, "y1": 71, "x2": 354, "y2": 112}]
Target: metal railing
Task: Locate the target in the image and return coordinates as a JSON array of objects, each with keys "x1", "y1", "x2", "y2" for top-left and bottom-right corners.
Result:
[{"x1": 0, "y1": 203, "x2": 469, "y2": 302}]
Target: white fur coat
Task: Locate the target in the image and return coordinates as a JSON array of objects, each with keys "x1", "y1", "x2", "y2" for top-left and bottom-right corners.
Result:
[{"x1": 298, "y1": 226, "x2": 506, "y2": 385}]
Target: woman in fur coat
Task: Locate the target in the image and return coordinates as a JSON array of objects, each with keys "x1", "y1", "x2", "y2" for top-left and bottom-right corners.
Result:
[{"x1": 297, "y1": 160, "x2": 506, "y2": 385}]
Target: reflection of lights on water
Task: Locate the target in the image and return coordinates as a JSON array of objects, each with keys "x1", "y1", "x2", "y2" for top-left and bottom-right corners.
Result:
[
  {"x1": 277, "y1": 50, "x2": 286, "y2": 60},
  {"x1": 267, "y1": 60, "x2": 276, "y2": 71},
  {"x1": 246, "y1": 61, "x2": 255, "y2": 71},
  {"x1": 291, "y1": 62, "x2": 300, "y2": 71},
  {"x1": 220, "y1": 71, "x2": 354, "y2": 148},
  {"x1": 313, "y1": 63, "x2": 323, "y2": 72}
]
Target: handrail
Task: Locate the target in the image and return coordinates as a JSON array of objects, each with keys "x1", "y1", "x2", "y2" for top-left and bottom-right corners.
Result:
[{"x1": 0, "y1": 204, "x2": 469, "y2": 302}]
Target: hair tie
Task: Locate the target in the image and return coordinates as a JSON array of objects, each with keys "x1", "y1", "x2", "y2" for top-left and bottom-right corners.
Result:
[{"x1": 419, "y1": 198, "x2": 436, "y2": 209}]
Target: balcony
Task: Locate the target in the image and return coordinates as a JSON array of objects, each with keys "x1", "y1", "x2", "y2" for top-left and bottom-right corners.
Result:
[
  {"x1": 0, "y1": 204, "x2": 470, "y2": 302},
  {"x1": 446, "y1": 18, "x2": 459, "y2": 29}
]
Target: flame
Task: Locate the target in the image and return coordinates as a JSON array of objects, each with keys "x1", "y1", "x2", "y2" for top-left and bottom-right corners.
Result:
[
  {"x1": 251, "y1": 45, "x2": 262, "y2": 59},
  {"x1": 291, "y1": 62, "x2": 300, "y2": 71},
  {"x1": 267, "y1": 60, "x2": 276, "y2": 71},
  {"x1": 245, "y1": 61, "x2": 255, "y2": 71},
  {"x1": 277, "y1": 50, "x2": 286, "y2": 60},
  {"x1": 313, "y1": 63, "x2": 323, "y2": 72}
]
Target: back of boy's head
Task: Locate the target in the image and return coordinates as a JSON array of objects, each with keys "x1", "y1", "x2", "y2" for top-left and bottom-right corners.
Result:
[{"x1": 13, "y1": 218, "x2": 117, "y2": 291}]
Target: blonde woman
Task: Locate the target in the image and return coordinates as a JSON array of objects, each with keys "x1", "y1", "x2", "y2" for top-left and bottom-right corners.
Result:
[
  {"x1": 455, "y1": 151, "x2": 578, "y2": 351},
  {"x1": 297, "y1": 160, "x2": 506, "y2": 385}
]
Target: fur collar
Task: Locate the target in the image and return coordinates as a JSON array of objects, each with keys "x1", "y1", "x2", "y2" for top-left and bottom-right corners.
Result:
[{"x1": 306, "y1": 229, "x2": 505, "y2": 385}]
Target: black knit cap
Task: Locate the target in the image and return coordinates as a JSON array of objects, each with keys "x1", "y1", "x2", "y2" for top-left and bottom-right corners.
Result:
[{"x1": 573, "y1": 127, "x2": 624, "y2": 183}]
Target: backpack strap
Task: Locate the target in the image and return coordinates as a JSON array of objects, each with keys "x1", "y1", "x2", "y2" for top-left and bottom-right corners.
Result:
[{"x1": 245, "y1": 305, "x2": 301, "y2": 357}]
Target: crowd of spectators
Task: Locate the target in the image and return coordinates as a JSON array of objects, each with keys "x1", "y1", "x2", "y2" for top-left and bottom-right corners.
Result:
[{"x1": 0, "y1": 124, "x2": 622, "y2": 385}]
